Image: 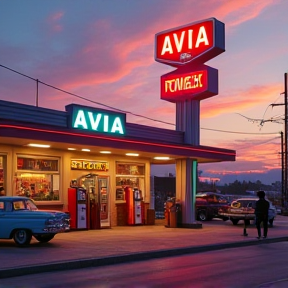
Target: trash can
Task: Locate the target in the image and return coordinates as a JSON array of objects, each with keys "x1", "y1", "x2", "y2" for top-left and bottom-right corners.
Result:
[
  {"x1": 146, "y1": 209, "x2": 155, "y2": 225},
  {"x1": 169, "y1": 205, "x2": 177, "y2": 228},
  {"x1": 165, "y1": 198, "x2": 177, "y2": 228},
  {"x1": 164, "y1": 201, "x2": 170, "y2": 227}
]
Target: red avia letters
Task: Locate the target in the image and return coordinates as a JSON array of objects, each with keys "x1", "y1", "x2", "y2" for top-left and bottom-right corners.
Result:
[{"x1": 155, "y1": 18, "x2": 225, "y2": 67}]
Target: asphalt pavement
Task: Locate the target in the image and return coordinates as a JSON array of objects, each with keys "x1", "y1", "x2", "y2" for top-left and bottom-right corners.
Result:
[{"x1": 1, "y1": 216, "x2": 288, "y2": 279}]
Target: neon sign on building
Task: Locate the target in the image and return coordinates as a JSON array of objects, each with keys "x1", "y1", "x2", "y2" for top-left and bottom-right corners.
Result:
[{"x1": 66, "y1": 104, "x2": 126, "y2": 135}]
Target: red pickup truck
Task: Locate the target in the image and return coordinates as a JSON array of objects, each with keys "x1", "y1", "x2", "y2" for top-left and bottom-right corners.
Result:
[{"x1": 196, "y1": 192, "x2": 230, "y2": 221}]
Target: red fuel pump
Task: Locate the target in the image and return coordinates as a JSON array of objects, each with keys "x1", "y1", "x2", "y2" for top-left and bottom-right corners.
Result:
[
  {"x1": 125, "y1": 187, "x2": 144, "y2": 225},
  {"x1": 68, "y1": 186, "x2": 88, "y2": 229}
]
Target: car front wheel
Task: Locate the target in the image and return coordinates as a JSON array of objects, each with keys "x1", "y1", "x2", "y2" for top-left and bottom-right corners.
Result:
[
  {"x1": 231, "y1": 219, "x2": 239, "y2": 225},
  {"x1": 34, "y1": 234, "x2": 55, "y2": 243},
  {"x1": 197, "y1": 210, "x2": 207, "y2": 221},
  {"x1": 269, "y1": 218, "x2": 274, "y2": 227},
  {"x1": 13, "y1": 229, "x2": 32, "y2": 247}
]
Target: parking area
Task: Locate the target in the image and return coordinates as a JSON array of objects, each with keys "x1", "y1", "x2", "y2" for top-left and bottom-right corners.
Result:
[{"x1": 0, "y1": 216, "x2": 288, "y2": 279}]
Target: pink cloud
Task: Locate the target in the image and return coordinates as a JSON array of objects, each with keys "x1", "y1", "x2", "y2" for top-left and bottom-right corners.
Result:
[
  {"x1": 33, "y1": 1, "x2": 281, "y2": 111},
  {"x1": 201, "y1": 83, "x2": 283, "y2": 118},
  {"x1": 211, "y1": 0, "x2": 278, "y2": 27},
  {"x1": 46, "y1": 11, "x2": 64, "y2": 32},
  {"x1": 208, "y1": 134, "x2": 282, "y2": 175},
  {"x1": 157, "y1": 0, "x2": 278, "y2": 31}
]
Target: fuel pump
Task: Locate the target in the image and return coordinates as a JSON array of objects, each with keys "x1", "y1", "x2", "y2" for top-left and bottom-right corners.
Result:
[
  {"x1": 80, "y1": 173, "x2": 101, "y2": 230},
  {"x1": 125, "y1": 187, "x2": 144, "y2": 225},
  {"x1": 68, "y1": 180, "x2": 88, "y2": 229},
  {"x1": 69, "y1": 173, "x2": 110, "y2": 229},
  {"x1": 134, "y1": 188, "x2": 144, "y2": 225}
]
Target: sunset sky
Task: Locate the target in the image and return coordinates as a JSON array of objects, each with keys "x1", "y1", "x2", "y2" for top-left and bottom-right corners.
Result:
[{"x1": 1, "y1": 0, "x2": 287, "y2": 185}]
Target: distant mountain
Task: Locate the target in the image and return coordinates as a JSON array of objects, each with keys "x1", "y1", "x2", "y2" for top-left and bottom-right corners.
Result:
[
  {"x1": 151, "y1": 165, "x2": 281, "y2": 186},
  {"x1": 216, "y1": 169, "x2": 281, "y2": 185}
]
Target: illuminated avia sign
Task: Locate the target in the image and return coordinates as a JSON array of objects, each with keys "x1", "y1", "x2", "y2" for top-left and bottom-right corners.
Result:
[
  {"x1": 155, "y1": 18, "x2": 225, "y2": 67},
  {"x1": 160, "y1": 65, "x2": 218, "y2": 102},
  {"x1": 66, "y1": 104, "x2": 126, "y2": 135}
]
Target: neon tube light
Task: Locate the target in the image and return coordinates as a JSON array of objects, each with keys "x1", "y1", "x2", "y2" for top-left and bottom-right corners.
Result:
[{"x1": 0, "y1": 124, "x2": 236, "y2": 157}]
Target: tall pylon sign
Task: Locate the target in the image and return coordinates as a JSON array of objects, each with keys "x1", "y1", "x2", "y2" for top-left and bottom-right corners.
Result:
[
  {"x1": 155, "y1": 18, "x2": 226, "y2": 225},
  {"x1": 155, "y1": 17, "x2": 225, "y2": 104},
  {"x1": 155, "y1": 18, "x2": 225, "y2": 144}
]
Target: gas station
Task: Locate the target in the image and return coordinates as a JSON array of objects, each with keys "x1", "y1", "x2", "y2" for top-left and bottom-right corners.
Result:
[{"x1": 0, "y1": 18, "x2": 236, "y2": 228}]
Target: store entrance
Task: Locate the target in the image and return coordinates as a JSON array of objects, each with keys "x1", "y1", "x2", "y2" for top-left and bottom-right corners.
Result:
[
  {"x1": 68, "y1": 173, "x2": 110, "y2": 229},
  {"x1": 81, "y1": 174, "x2": 110, "y2": 229}
]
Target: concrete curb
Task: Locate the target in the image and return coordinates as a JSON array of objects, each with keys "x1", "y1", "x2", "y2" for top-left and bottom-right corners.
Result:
[{"x1": 0, "y1": 236, "x2": 287, "y2": 279}]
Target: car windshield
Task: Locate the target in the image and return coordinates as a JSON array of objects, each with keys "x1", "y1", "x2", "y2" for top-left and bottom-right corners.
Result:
[
  {"x1": 237, "y1": 200, "x2": 256, "y2": 208},
  {"x1": 25, "y1": 199, "x2": 38, "y2": 210},
  {"x1": 237, "y1": 198, "x2": 273, "y2": 209},
  {"x1": 12, "y1": 199, "x2": 38, "y2": 211}
]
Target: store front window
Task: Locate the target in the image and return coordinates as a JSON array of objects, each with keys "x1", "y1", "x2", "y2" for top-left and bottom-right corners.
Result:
[
  {"x1": 14, "y1": 155, "x2": 60, "y2": 201},
  {"x1": 115, "y1": 162, "x2": 145, "y2": 200},
  {"x1": 0, "y1": 155, "x2": 6, "y2": 196}
]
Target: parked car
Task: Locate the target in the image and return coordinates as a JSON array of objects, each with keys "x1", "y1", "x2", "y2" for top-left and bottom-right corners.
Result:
[
  {"x1": 218, "y1": 197, "x2": 277, "y2": 226},
  {"x1": 275, "y1": 205, "x2": 282, "y2": 214},
  {"x1": 0, "y1": 196, "x2": 70, "y2": 247},
  {"x1": 196, "y1": 192, "x2": 230, "y2": 221}
]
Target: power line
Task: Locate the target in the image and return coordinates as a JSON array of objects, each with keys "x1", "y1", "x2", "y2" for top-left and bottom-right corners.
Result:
[
  {"x1": 0, "y1": 64, "x2": 283, "y2": 136},
  {"x1": 0, "y1": 64, "x2": 174, "y2": 126},
  {"x1": 201, "y1": 127, "x2": 280, "y2": 135}
]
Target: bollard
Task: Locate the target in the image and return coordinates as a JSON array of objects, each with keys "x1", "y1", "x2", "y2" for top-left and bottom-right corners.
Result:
[{"x1": 243, "y1": 214, "x2": 248, "y2": 236}]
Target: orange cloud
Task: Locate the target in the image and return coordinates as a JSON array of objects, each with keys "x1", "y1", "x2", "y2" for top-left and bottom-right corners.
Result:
[
  {"x1": 201, "y1": 83, "x2": 283, "y2": 118},
  {"x1": 209, "y1": 134, "x2": 282, "y2": 175}
]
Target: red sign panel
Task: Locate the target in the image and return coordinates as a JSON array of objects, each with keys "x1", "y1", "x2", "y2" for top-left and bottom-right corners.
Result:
[
  {"x1": 155, "y1": 18, "x2": 225, "y2": 67},
  {"x1": 160, "y1": 65, "x2": 218, "y2": 102}
]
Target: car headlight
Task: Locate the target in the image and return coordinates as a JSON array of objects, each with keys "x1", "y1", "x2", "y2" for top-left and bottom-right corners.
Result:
[{"x1": 45, "y1": 218, "x2": 57, "y2": 225}]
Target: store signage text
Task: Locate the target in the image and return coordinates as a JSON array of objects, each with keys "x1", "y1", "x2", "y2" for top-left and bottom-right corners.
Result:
[
  {"x1": 160, "y1": 65, "x2": 218, "y2": 102},
  {"x1": 71, "y1": 160, "x2": 109, "y2": 171},
  {"x1": 71, "y1": 108, "x2": 126, "y2": 135},
  {"x1": 155, "y1": 18, "x2": 225, "y2": 67},
  {"x1": 163, "y1": 70, "x2": 206, "y2": 94}
]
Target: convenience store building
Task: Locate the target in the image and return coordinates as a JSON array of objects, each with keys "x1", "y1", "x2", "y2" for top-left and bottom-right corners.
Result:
[{"x1": 0, "y1": 99, "x2": 235, "y2": 228}]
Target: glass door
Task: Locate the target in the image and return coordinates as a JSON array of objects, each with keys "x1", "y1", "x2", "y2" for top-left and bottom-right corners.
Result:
[{"x1": 98, "y1": 176, "x2": 110, "y2": 228}]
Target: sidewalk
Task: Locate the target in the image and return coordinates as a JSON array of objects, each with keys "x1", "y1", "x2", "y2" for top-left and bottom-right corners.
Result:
[{"x1": 1, "y1": 217, "x2": 288, "y2": 279}]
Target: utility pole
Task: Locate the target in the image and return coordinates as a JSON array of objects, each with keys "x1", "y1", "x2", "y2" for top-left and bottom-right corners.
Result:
[
  {"x1": 273, "y1": 74, "x2": 288, "y2": 207},
  {"x1": 285, "y1": 73, "x2": 288, "y2": 206},
  {"x1": 281, "y1": 131, "x2": 284, "y2": 207}
]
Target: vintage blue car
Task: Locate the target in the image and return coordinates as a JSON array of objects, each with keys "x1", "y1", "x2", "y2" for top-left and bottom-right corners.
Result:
[{"x1": 0, "y1": 196, "x2": 70, "y2": 247}]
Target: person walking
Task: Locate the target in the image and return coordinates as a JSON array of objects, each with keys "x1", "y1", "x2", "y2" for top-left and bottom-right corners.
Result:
[{"x1": 255, "y1": 190, "x2": 270, "y2": 239}]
